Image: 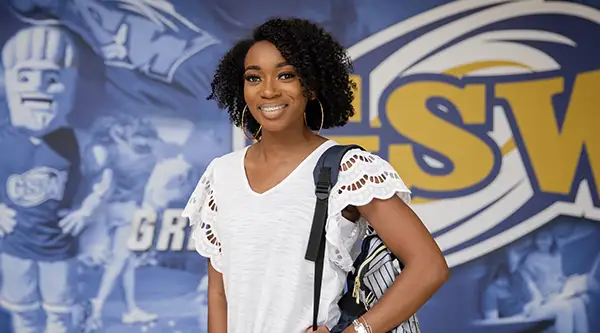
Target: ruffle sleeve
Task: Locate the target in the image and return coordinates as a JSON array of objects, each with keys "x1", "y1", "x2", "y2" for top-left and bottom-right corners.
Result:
[
  {"x1": 181, "y1": 159, "x2": 223, "y2": 272},
  {"x1": 326, "y1": 149, "x2": 411, "y2": 272}
]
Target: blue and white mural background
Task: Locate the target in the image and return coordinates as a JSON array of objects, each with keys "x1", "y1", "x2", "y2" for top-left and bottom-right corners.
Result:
[{"x1": 0, "y1": 1, "x2": 599, "y2": 332}]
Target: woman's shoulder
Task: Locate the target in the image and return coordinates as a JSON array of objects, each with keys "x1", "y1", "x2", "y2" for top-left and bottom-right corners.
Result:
[
  {"x1": 323, "y1": 141, "x2": 390, "y2": 165},
  {"x1": 334, "y1": 144, "x2": 407, "y2": 185},
  {"x1": 326, "y1": 142, "x2": 412, "y2": 208}
]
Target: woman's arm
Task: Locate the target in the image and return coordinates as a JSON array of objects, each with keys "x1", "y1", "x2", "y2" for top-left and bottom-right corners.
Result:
[
  {"x1": 522, "y1": 270, "x2": 543, "y2": 303},
  {"x1": 520, "y1": 270, "x2": 545, "y2": 315},
  {"x1": 345, "y1": 196, "x2": 450, "y2": 333},
  {"x1": 208, "y1": 261, "x2": 228, "y2": 333}
]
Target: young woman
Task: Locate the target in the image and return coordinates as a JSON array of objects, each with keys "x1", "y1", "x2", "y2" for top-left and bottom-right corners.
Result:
[
  {"x1": 182, "y1": 17, "x2": 449, "y2": 333},
  {"x1": 521, "y1": 230, "x2": 591, "y2": 333}
]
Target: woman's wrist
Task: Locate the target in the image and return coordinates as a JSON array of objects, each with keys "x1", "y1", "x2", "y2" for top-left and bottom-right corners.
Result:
[{"x1": 342, "y1": 317, "x2": 373, "y2": 333}]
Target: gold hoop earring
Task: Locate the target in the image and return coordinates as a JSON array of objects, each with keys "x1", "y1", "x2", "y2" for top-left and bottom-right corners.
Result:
[
  {"x1": 306, "y1": 99, "x2": 324, "y2": 135},
  {"x1": 241, "y1": 105, "x2": 262, "y2": 141}
]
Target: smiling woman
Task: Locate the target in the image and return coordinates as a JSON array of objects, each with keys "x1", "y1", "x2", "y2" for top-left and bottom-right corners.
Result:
[
  {"x1": 243, "y1": 42, "x2": 313, "y2": 137},
  {"x1": 183, "y1": 17, "x2": 449, "y2": 333},
  {"x1": 207, "y1": 18, "x2": 355, "y2": 140}
]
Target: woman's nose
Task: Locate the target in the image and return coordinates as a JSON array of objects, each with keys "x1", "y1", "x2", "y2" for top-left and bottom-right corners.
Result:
[{"x1": 259, "y1": 77, "x2": 280, "y2": 99}]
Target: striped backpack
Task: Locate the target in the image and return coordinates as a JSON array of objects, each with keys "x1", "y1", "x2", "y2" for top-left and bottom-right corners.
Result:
[{"x1": 305, "y1": 144, "x2": 421, "y2": 333}]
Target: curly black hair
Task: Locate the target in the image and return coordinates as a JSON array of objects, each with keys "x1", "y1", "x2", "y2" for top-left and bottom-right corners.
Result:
[{"x1": 207, "y1": 17, "x2": 356, "y2": 136}]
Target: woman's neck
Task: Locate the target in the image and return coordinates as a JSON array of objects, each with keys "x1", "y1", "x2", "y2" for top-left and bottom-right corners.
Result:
[{"x1": 254, "y1": 127, "x2": 326, "y2": 162}]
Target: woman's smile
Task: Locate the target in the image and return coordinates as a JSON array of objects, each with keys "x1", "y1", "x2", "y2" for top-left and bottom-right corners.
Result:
[{"x1": 258, "y1": 103, "x2": 289, "y2": 119}]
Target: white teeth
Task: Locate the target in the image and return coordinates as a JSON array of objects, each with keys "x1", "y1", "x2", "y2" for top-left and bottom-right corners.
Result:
[{"x1": 260, "y1": 105, "x2": 286, "y2": 112}]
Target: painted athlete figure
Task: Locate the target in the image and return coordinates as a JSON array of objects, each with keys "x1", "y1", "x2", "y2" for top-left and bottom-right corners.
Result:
[{"x1": 84, "y1": 115, "x2": 160, "y2": 328}]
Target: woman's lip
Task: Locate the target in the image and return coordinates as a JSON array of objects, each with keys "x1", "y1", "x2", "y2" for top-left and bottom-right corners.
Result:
[{"x1": 259, "y1": 104, "x2": 288, "y2": 120}]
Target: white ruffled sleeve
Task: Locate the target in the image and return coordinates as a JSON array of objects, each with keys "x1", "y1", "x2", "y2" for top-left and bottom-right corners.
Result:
[
  {"x1": 326, "y1": 149, "x2": 411, "y2": 272},
  {"x1": 181, "y1": 159, "x2": 223, "y2": 272}
]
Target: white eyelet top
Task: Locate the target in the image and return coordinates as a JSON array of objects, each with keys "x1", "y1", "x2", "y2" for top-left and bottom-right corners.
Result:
[{"x1": 182, "y1": 140, "x2": 411, "y2": 333}]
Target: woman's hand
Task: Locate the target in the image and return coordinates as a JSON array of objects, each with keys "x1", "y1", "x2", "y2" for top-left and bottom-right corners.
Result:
[
  {"x1": 523, "y1": 300, "x2": 542, "y2": 316},
  {"x1": 306, "y1": 325, "x2": 330, "y2": 333}
]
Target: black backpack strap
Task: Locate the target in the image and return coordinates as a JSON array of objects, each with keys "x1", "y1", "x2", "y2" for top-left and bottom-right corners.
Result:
[{"x1": 305, "y1": 144, "x2": 364, "y2": 331}]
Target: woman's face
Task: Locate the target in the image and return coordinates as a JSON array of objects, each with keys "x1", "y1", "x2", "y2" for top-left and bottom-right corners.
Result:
[
  {"x1": 495, "y1": 275, "x2": 510, "y2": 288},
  {"x1": 243, "y1": 41, "x2": 309, "y2": 135},
  {"x1": 534, "y1": 231, "x2": 554, "y2": 252}
]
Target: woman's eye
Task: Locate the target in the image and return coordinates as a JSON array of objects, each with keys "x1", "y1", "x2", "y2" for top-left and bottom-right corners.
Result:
[
  {"x1": 244, "y1": 75, "x2": 260, "y2": 82},
  {"x1": 279, "y1": 73, "x2": 295, "y2": 80}
]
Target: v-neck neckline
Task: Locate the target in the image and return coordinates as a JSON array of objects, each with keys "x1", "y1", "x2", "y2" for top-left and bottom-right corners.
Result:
[{"x1": 241, "y1": 140, "x2": 333, "y2": 196}]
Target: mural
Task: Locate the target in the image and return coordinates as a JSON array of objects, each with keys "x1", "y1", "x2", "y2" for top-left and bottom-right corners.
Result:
[{"x1": 0, "y1": 1, "x2": 598, "y2": 332}]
